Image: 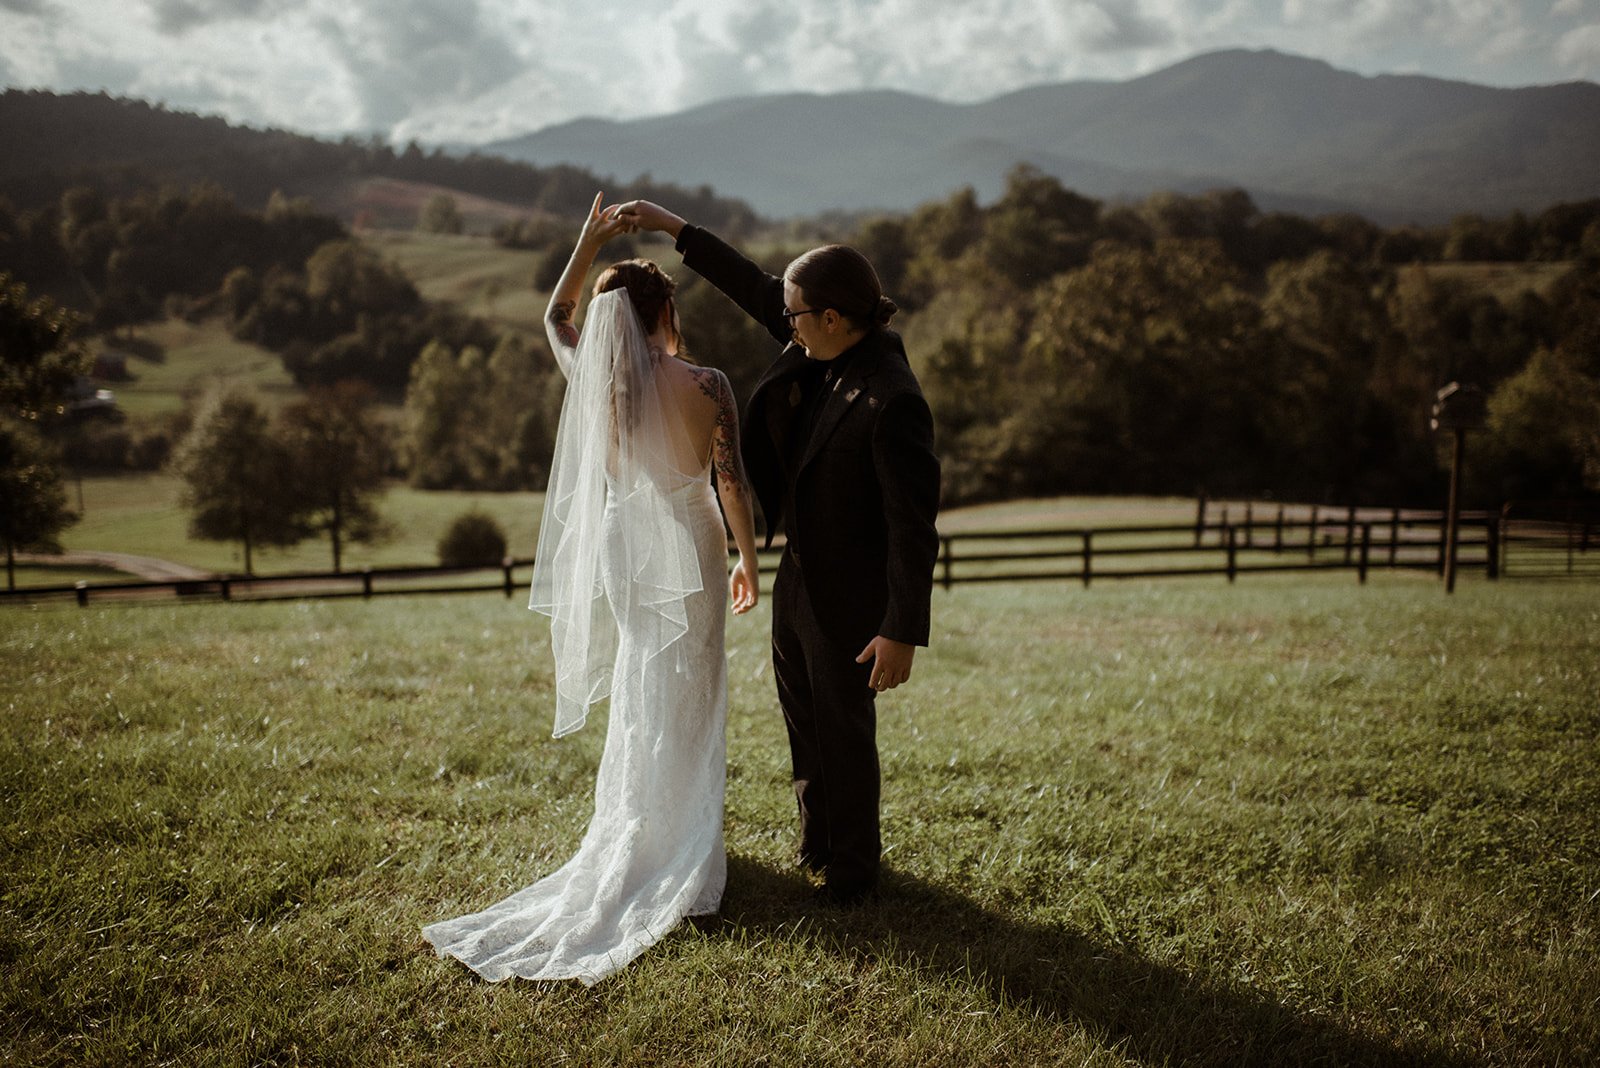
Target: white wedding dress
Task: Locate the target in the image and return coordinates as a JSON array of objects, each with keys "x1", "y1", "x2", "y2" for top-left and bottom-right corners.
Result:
[{"x1": 423, "y1": 290, "x2": 728, "y2": 984}]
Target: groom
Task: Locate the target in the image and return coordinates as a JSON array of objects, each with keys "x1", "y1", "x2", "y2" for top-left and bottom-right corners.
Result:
[{"x1": 618, "y1": 201, "x2": 941, "y2": 905}]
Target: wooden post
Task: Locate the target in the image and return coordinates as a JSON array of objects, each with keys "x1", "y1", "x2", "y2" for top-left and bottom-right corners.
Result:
[
  {"x1": 1499, "y1": 501, "x2": 1512, "y2": 579},
  {"x1": 502, "y1": 557, "x2": 515, "y2": 598},
  {"x1": 1194, "y1": 494, "x2": 1207, "y2": 548},
  {"x1": 1484, "y1": 517, "x2": 1499, "y2": 580},
  {"x1": 1389, "y1": 506, "x2": 1400, "y2": 566},
  {"x1": 1358, "y1": 523, "x2": 1371, "y2": 584},
  {"x1": 1308, "y1": 505, "x2": 1319, "y2": 558},
  {"x1": 220, "y1": 577, "x2": 231, "y2": 602},
  {"x1": 75, "y1": 580, "x2": 88, "y2": 608},
  {"x1": 1225, "y1": 524, "x2": 1237, "y2": 583},
  {"x1": 941, "y1": 536, "x2": 954, "y2": 590},
  {"x1": 1082, "y1": 531, "x2": 1093, "y2": 588},
  {"x1": 362, "y1": 567, "x2": 374, "y2": 599},
  {"x1": 1274, "y1": 505, "x2": 1284, "y2": 552},
  {"x1": 1444, "y1": 429, "x2": 1466, "y2": 592},
  {"x1": 1219, "y1": 506, "x2": 1230, "y2": 546},
  {"x1": 1343, "y1": 504, "x2": 1356, "y2": 565}
]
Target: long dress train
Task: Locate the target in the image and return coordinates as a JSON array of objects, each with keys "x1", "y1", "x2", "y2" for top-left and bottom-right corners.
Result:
[{"x1": 422, "y1": 463, "x2": 728, "y2": 984}]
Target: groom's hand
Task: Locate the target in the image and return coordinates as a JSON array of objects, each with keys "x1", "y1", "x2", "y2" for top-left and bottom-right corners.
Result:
[
  {"x1": 615, "y1": 201, "x2": 686, "y2": 240},
  {"x1": 856, "y1": 636, "x2": 915, "y2": 692}
]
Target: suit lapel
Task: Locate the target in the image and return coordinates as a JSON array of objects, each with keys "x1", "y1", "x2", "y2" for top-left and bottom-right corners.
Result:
[{"x1": 800, "y1": 354, "x2": 877, "y2": 473}]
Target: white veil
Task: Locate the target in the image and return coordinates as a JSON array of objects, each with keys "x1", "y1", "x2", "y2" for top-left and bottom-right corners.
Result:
[{"x1": 530, "y1": 288, "x2": 705, "y2": 738}]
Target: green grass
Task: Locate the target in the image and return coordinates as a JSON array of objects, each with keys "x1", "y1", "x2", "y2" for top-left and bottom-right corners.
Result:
[
  {"x1": 362, "y1": 229, "x2": 549, "y2": 337},
  {"x1": 1415, "y1": 261, "x2": 1575, "y2": 304},
  {"x1": 48, "y1": 474, "x2": 544, "y2": 577},
  {"x1": 105, "y1": 319, "x2": 301, "y2": 426},
  {"x1": 3, "y1": 575, "x2": 1597, "y2": 1065}
]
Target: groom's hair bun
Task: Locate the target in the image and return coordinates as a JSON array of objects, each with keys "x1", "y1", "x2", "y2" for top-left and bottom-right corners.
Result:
[
  {"x1": 594, "y1": 259, "x2": 677, "y2": 334},
  {"x1": 785, "y1": 245, "x2": 896, "y2": 330}
]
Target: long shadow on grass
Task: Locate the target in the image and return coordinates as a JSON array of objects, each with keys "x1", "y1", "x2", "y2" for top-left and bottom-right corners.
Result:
[{"x1": 721, "y1": 855, "x2": 1480, "y2": 1068}]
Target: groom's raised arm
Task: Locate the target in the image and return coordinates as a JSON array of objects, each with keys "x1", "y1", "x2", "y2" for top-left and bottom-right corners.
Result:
[
  {"x1": 674, "y1": 226, "x2": 791, "y2": 345},
  {"x1": 615, "y1": 201, "x2": 790, "y2": 345}
]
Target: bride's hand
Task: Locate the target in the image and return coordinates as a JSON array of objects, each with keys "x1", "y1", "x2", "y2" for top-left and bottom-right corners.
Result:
[
  {"x1": 577, "y1": 192, "x2": 631, "y2": 250},
  {"x1": 615, "y1": 200, "x2": 686, "y2": 239},
  {"x1": 730, "y1": 557, "x2": 758, "y2": 614}
]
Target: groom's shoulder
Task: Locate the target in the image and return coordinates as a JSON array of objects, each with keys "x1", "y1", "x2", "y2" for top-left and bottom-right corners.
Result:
[{"x1": 866, "y1": 331, "x2": 925, "y2": 395}]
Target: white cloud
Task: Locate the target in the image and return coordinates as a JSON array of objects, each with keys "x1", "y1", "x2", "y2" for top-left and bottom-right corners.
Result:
[
  {"x1": 1556, "y1": 23, "x2": 1600, "y2": 75},
  {"x1": 1, "y1": 0, "x2": 1593, "y2": 143}
]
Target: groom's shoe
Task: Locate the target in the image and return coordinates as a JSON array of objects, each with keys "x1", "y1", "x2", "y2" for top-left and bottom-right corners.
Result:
[
  {"x1": 811, "y1": 881, "x2": 877, "y2": 909},
  {"x1": 794, "y1": 850, "x2": 830, "y2": 875}
]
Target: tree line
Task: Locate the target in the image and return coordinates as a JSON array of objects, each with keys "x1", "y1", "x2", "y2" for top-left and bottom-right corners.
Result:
[
  {"x1": 4, "y1": 162, "x2": 1598, "y2": 582},
  {"x1": 0, "y1": 90, "x2": 759, "y2": 237},
  {"x1": 847, "y1": 169, "x2": 1600, "y2": 507}
]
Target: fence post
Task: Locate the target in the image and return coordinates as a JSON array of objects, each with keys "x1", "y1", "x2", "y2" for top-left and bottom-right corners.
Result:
[
  {"x1": 220, "y1": 577, "x2": 231, "y2": 602},
  {"x1": 75, "y1": 580, "x2": 88, "y2": 608},
  {"x1": 1274, "y1": 505, "x2": 1284, "y2": 552},
  {"x1": 1499, "y1": 501, "x2": 1512, "y2": 579},
  {"x1": 1219, "y1": 506, "x2": 1230, "y2": 546},
  {"x1": 1389, "y1": 507, "x2": 1400, "y2": 565},
  {"x1": 1437, "y1": 512, "x2": 1449, "y2": 576},
  {"x1": 1308, "y1": 505, "x2": 1319, "y2": 558},
  {"x1": 502, "y1": 557, "x2": 514, "y2": 598},
  {"x1": 1225, "y1": 524, "x2": 1237, "y2": 583},
  {"x1": 1343, "y1": 504, "x2": 1356, "y2": 565},
  {"x1": 1244, "y1": 502, "x2": 1254, "y2": 548},
  {"x1": 1358, "y1": 523, "x2": 1371, "y2": 584},
  {"x1": 362, "y1": 567, "x2": 374, "y2": 599},
  {"x1": 941, "y1": 536, "x2": 954, "y2": 591},
  {"x1": 1082, "y1": 531, "x2": 1093, "y2": 588},
  {"x1": 1484, "y1": 517, "x2": 1499, "y2": 580},
  {"x1": 1194, "y1": 494, "x2": 1207, "y2": 548}
]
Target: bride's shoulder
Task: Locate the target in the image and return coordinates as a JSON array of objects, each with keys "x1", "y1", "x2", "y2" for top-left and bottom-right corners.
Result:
[{"x1": 678, "y1": 363, "x2": 734, "y2": 409}]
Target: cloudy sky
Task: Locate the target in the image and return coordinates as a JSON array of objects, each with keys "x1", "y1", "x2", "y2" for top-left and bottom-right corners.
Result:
[{"x1": 3, "y1": 0, "x2": 1598, "y2": 145}]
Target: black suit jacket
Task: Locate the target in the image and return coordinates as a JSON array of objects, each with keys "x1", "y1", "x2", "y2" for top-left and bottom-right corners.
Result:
[{"x1": 677, "y1": 225, "x2": 941, "y2": 648}]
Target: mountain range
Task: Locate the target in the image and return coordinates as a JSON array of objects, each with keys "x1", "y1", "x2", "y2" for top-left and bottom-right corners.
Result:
[{"x1": 485, "y1": 49, "x2": 1600, "y2": 223}]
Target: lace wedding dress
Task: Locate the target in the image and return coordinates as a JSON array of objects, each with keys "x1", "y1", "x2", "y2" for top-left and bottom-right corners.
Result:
[{"x1": 422, "y1": 290, "x2": 728, "y2": 984}]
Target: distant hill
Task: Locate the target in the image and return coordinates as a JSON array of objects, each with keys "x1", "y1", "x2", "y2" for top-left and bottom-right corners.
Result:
[
  {"x1": 0, "y1": 90, "x2": 758, "y2": 232},
  {"x1": 485, "y1": 49, "x2": 1600, "y2": 222}
]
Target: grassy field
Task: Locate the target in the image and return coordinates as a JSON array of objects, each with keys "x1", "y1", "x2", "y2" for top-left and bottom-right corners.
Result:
[
  {"x1": 103, "y1": 319, "x2": 301, "y2": 427},
  {"x1": 362, "y1": 229, "x2": 550, "y2": 337},
  {"x1": 34, "y1": 481, "x2": 1231, "y2": 583},
  {"x1": 3, "y1": 574, "x2": 1596, "y2": 1065},
  {"x1": 48, "y1": 474, "x2": 545, "y2": 577}
]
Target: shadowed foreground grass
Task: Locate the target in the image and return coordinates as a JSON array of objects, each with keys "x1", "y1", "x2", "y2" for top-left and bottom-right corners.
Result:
[{"x1": 3, "y1": 575, "x2": 1597, "y2": 1065}]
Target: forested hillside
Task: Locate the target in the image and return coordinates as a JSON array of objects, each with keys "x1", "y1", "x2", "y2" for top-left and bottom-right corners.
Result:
[
  {"x1": 0, "y1": 90, "x2": 759, "y2": 234},
  {"x1": 2, "y1": 87, "x2": 1596, "y2": 515}
]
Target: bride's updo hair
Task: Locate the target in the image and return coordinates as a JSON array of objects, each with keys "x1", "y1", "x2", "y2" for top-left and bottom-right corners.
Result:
[
  {"x1": 784, "y1": 245, "x2": 898, "y2": 331},
  {"x1": 593, "y1": 259, "x2": 678, "y2": 335}
]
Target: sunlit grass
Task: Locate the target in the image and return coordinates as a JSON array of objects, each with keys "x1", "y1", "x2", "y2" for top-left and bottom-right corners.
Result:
[
  {"x1": 52, "y1": 474, "x2": 543, "y2": 576},
  {"x1": 3, "y1": 576, "x2": 1597, "y2": 1065},
  {"x1": 104, "y1": 318, "x2": 301, "y2": 425}
]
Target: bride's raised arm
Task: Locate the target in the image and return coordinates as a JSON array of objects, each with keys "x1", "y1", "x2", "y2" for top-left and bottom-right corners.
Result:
[{"x1": 542, "y1": 192, "x2": 631, "y2": 378}]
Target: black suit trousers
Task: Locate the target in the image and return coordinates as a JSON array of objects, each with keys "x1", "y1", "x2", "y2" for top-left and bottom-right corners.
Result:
[{"x1": 771, "y1": 549, "x2": 881, "y2": 893}]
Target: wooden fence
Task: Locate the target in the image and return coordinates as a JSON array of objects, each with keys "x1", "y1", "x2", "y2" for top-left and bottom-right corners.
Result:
[{"x1": 3, "y1": 502, "x2": 1520, "y2": 608}]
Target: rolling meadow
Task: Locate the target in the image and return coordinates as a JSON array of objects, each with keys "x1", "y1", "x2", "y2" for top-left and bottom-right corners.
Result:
[
  {"x1": 5, "y1": 160, "x2": 1599, "y2": 1065},
  {"x1": 3, "y1": 572, "x2": 1598, "y2": 1065}
]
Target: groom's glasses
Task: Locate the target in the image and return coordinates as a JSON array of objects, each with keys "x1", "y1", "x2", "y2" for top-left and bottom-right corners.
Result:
[{"x1": 781, "y1": 307, "x2": 824, "y2": 324}]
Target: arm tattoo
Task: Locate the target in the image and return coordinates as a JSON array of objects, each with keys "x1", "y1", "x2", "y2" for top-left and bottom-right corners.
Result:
[
  {"x1": 547, "y1": 299, "x2": 578, "y2": 349},
  {"x1": 694, "y1": 369, "x2": 746, "y2": 487}
]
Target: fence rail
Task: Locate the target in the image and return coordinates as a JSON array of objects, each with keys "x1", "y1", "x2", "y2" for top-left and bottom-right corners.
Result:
[{"x1": 3, "y1": 502, "x2": 1533, "y2": 609}]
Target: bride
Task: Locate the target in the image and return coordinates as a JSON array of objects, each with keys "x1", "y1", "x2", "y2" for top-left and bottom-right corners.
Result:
[{"x1": 422, "y1": 194, "x2": 760, "y2": 984}]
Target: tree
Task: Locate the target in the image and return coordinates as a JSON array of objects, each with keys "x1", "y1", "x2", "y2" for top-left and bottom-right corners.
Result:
[
  {"x1": 437, "y1": 510, "x2": 507, "y2": 567},
  {"x1": 417, "y1": 194, "x2": 464, "y2": 235},
  {"x1": 0, "y1": 420, "x2": 74, "y2": 589},
  {"x1": 278, "y1": 381, "x2": 392, "y2": 571},
  {"x1": 0, "y1": 273, "x2": 88, "y2": 587},
  {"x1": 170, "y1": 389, "x2": 304, "y2": 574},
  {"x1": 0, "y1": 271, "x2": 88, "y2": 422}
]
